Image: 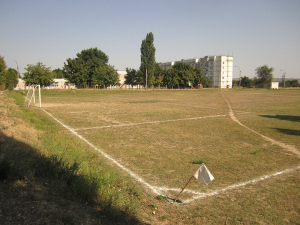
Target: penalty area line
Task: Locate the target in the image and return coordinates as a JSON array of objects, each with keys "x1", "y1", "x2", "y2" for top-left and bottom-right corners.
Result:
[{"x1": 73, "y1": 114, "x2": 228, "y2": 131}]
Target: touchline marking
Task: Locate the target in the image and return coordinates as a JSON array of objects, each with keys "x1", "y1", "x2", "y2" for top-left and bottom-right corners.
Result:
[
  {"x1": 42, "y1": 109, "x2": 161, "y2": 195},
  {"x1": 73, "y1": 114, "x2": 228, "y2": 131}
]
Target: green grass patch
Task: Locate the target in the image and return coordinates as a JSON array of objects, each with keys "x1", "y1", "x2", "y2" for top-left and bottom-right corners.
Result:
[{"x1": 191, "y1": 159, "x2": 204, "y2": 164}]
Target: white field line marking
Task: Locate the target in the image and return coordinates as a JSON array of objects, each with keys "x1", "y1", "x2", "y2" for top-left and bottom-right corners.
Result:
[
  {"x1": 73, "y1": 114, "x2": 228, "y2": 131},
  {"x1": 42, "y1": 108, "x2": 298, "y2": 204},
  {"x1": 182, "y1": 165, "x2": 300, "y2": 204},
  {"x1": 42, "y1": 109, "x2": 161, "y2": 195}
]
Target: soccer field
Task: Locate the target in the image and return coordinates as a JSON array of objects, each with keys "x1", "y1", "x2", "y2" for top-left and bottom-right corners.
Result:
[{"x1": 40, "y1": 89, "x2": 300, "y2": 203}]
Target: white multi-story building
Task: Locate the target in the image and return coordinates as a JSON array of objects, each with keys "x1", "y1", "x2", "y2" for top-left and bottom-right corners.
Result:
[{"x1": 159, "y1": 55, "x2": 233, "y2": 88}]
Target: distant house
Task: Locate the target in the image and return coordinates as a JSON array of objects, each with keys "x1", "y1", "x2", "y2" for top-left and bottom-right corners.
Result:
[
  {"x1": 271, "y1": 82, "x2": 279, "y2": 89},
  {"x1": 49, "y1": 78, "x2": 76, "y2": 89}
]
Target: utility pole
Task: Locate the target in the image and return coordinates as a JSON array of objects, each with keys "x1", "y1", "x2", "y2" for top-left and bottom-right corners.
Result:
[
  {"x1": 14, "y1": 60, "x2": 20, "y2": 88},
  {"x1": 235, "y1": 66, "x2": 241, "y2": 87},
  {"x1": 280, "y1": 69, "x2": 286, "y2": 89}
]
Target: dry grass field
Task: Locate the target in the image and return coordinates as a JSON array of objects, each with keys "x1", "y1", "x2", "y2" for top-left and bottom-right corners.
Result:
[{"x1": 3, "y1": 88, "x2": 299, "y2": 224}]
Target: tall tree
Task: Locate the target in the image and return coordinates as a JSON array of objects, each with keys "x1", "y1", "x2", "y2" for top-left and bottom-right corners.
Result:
[
  {"x1": 140, "y1": 32, "x2": 156, "y2": 89},
  {"x1": 254, "y1": 65, "x2": 274, "y2": 88},
  {"x1": 23, "y1": 62, "x2": 53, "y2": 86}
]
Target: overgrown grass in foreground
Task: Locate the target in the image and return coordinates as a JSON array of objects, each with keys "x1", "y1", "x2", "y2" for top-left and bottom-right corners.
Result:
[{"x1": 4, "y1": 91, "x2": 143, "y2": 215}]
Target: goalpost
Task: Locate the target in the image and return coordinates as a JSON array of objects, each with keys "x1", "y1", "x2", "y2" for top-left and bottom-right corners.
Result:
[{"x1": 24, "y1": 85, "x2": 42, "y2": 108}]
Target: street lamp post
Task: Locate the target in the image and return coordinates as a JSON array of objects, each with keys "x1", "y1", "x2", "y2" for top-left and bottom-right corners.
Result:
[
  {"x1": 280, "y1": 69, "x2": 286, "y2": 89},
  {"x1": 235, "y1": 66, "x2": 241, "y2": 87},
  {"x1": 14, "y1": 60, "x2": 20, "y2": 88}
]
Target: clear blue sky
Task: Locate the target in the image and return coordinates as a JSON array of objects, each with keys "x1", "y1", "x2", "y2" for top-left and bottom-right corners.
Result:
[{"x1": 1, "y1": 0, "x2": 299, "y2": 79}]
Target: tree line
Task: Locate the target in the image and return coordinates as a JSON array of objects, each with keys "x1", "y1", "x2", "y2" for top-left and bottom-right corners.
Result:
[
  {"x1": 1, "y1": 32, "x2": 297, "y2": 90},
  {"x1": 232, "y1": 65, "x2": 299, "y2": 88}
]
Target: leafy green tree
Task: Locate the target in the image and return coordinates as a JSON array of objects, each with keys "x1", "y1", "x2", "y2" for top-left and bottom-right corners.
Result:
[
  {"x1": 52, "y1": 68, "x2": 64, "y2": 78},
  {"x1": 172, "y1": 62, "x2": 195, "y2": 88},
  {"x1": 201, "y1": 77, "x2": 213, "y2": 88},
  {"x1": 23, "y1": 62, "x2": 53, "y2": 86},
  {"x1": 5, "y1": 68, "x2": 18, "y2": 90},
  {"x1": 104, "y1": 65, "x2": 120, "y2": 87},
  {"x1": 125, "y1": 68, "x2": 139, "y2": 88},
  {"x1": 0, "y1": 56, "x2": 7, "y2": 90},
  {"x1": 162, "y1": 69, "x2": 180, "y2": 89},
  {"x1": 240, "y1": 76, "x2": 253, "y2": 87},
  {"x1": 287, "y1": 79, "x2": 300, "y2": 87},
  {"x1": 153, "y1": 63, "x2": 164, "y2": 88},
  {"x1": 254, "y1": 65, "x2": 274, "y2": 88},
  {"x1": 170, "y1": 62, "x2": 204, "y2": 88},
  {"x1": 193, "y1": 67, "x2": 204, "y2": 88},
  {"x1": 140, "y1": 32, "x2": 156, "y2": 89},
  {"x1": 63, "y1": 47, "x2": 115, "y2": 88}
]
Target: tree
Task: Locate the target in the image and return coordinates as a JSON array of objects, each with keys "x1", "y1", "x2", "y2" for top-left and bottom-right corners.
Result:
[
  {"x1": 23, "y1": 62, "x2": 53, "y2": 86},
  {"x1": 0, "y1": 56, "x2": 7, "y2": 90},
  {"x1": 173, "y1": 62, "x2": 194, "y2": 88},
  {"x1": 153, "y1": 63, "x2": 164, "y2": 89},
  {"x1": 140, "y1": 32, "x2": 156, "y2": 89},
  {"x1": 162, "y1": 69, "x2": 180, "y2": 89},
  {"x1": 254, "y1": 65, "x2": 274, "y2": 88},
  {"x1": 125, "y1": 68, "x2": 139, "y2": 88},
  {"x1": 52, "y1": 68, "x2": 64, "y2": 78},
  {"x1": 5, "y1": 68, "x2": 18, "y2": 90},
  {"x1": 63, "y1": 47, "x2": 115, "y2": 88},
  {"x1": 201, "y1": 77, "x2": 213, "y2": 88},
  {"x1": 193, "y1": 67, "x2": 204, "y2": 88},
  {"x1": 104, "y1": 65, "x2": 120, "y2": 87},
  {"x1": 240, "y1": 76, "x2": 253, "y2": 88}
]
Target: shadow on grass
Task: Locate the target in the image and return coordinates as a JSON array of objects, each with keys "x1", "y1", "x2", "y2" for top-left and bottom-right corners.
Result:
[
  {"x1": 0, "y1": 131, "x2": 147, "y2": 225},
  {"x1": 273, "y1": 128, "x2": 300, "y2": 136},
  {"x1": 259, "y1": 115, "x2": 300, "y2": 122}
]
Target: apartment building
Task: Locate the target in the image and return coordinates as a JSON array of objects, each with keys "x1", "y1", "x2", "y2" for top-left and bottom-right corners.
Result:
[{"x1": 159, "y1": 55, "x2": 233, "y2": 88}]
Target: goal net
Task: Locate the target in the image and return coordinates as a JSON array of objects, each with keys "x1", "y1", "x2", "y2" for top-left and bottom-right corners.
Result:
[{"x1": 24, "y1": 85, "x2": 41, "y2": 107}]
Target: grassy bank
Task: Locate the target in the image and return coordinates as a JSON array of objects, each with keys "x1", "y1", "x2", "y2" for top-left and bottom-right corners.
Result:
[{"x1": 1, "y1": 90, "x2": 146, "y2": 224}]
